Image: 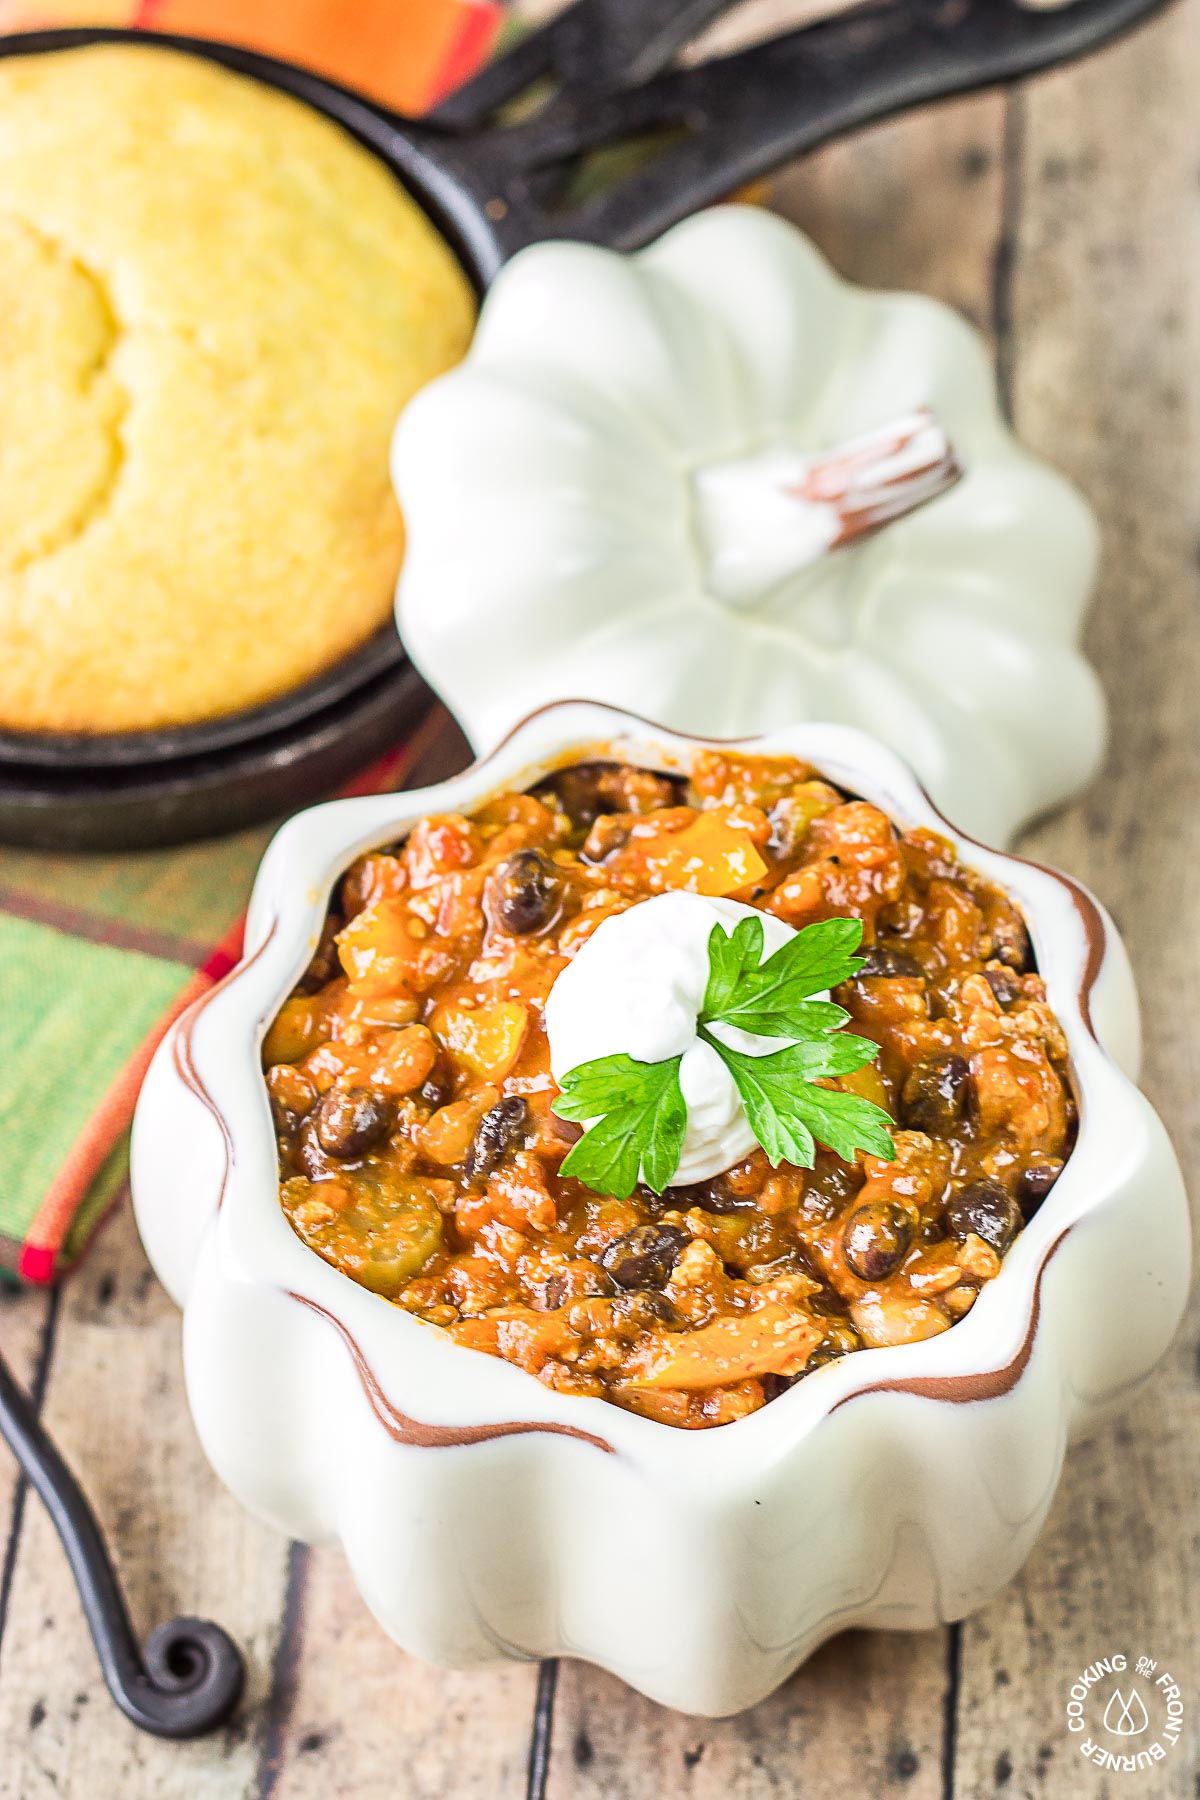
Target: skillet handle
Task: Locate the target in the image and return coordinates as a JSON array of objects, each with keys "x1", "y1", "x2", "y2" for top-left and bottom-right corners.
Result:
[
  {"x1": 433, "y1": 0, "x2": 737, "y2": 127},
  {"x1": 442, "y1": 0, "x2": 1171, "y2": 257}
]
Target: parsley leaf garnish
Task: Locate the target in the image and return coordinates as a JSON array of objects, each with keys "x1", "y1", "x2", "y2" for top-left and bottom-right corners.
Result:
[
  {"x1": 697, "y1": 1030, "x2": 896, "y2": 1168},
  {"x1": 700, "y1": 913, "x2": 864, "y2": 1037},
  {"x1": 555, "y1": 1053, "x2": 687, "y2": 1201},
  {"x1": 551, "y1": 912, "x2": 895, "y2": 1197}
]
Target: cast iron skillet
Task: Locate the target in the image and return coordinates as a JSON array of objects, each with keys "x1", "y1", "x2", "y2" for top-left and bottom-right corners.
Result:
[
  {"x1": 2, "y1": 0, "x2": 1172, "y2": 289},
  {"x1": 0, "y1": 0, "x2": 1172, "y2": 1738},
  {"x1": 0, "y1": 628, "x2": 407, "y2": 769},
  {"x1": 0, "y1": 0, "x2": 1172, "y2": 775}
]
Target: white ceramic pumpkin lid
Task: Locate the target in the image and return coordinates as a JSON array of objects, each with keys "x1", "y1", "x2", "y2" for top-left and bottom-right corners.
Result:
[{"x1": 391, "y1": 205, "x2": 1105, "y2": 847}]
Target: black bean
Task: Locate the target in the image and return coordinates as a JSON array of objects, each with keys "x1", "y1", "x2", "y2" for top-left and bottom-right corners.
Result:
[
  {"x1": 534, "y1": 761, "x2": 684, "y2": 830},
  {"x1": 857, "y1": 944, "x2": 925, "y2": 980},
  {"x1": 581, "y1": 816, "x2": 631, "y2": 864},
  {"x1": 296, "y1": 912, "x2": 342, "y2": 994},
  {"x1": 1019, "y1": 1159, "x2": 1064, "y2": 1211},
  {"x1": 805, "y1": 1320, "x2": 864, "y2": 1368},
  {"x1": 465, "y1": 1096, "x2": 528, "y2": 1180},
  {"x1": 799, "y1": 1155, "x2": 862, "y2": 1225},
  {"x1": 945, "y1": 1180, "x2": 1021, "y2": 1253},
  {"x1": 613, "y1": 1290, "x2": 680, "y2": 1329},
  {"x1": 900, "y1": 1053, "x2": 972, "y2": 1133},
  {"x1": 601, "y1": 1223, "x2": 690, "y2": 1291},
  {"x1": 991, "y1": 911, "x2": 1032, "y2": 972},
  {"x1": 488, "y1": 849, "x2": 565, "y2": 937},
  {"x1": 984, "y1": 964, "x2": 1022, "y2": 1007},
  {"x1": 842, "y1": 1200, "x2": 914, "y2": 1282},
  {"x1": 269, "y1": 1091, "x2": 305, "y2": 1138},
  {"x1": 419, "y1": 1064, "x2": 454, "y2": 1110},
  {"x1": 315, "y1": 1088, "x2": 393, "y2": 1160},
  {"x1": 686, "y1": 1181, "x2": 759, "y2": 1216},
  {"x1": 296, "y1": 1116, "x2": 338, "y2": 1180}
]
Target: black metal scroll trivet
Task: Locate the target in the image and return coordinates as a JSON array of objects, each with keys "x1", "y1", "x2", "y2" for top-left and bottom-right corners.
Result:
[{"x1": 0, "y1": 1347, "x2": 244, "y2": 1738}]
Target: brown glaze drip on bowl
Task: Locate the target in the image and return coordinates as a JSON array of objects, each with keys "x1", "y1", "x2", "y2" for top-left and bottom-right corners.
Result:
[
  {"x1": 1009, "y1": 861, "x2": 1106, "y2": 1042},
  {"x1": 290, "y1": 1293, "x2": 614, "y2": 1454},
  {"x1": 171, "y1": 920, "x2": 280, "y2": 1208},
  {"x1": 167, "y1": 915, "x2": 613, "y2": 1453},
  {"x1": 829, "y1": 1228, "x2": 1070, "y2": 1410}
]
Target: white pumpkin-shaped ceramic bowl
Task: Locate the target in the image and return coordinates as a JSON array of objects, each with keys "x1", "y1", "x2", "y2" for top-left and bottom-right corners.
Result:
[
  {"x1": 130, "y1": 702, "x2": 1188, "y2": 1718},
  {"x1": 393, "y1": 206, "x2": 1104, "y2": 848}
]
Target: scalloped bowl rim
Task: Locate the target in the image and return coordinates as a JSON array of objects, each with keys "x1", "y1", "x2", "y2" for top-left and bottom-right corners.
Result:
[{"x1": 150, "y1": 700, "x2": 1150, "y2": 1481}]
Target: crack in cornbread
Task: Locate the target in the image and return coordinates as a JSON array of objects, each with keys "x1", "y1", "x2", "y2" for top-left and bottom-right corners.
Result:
[
  {"x1": 0, "y1": 215, "x2": 127, "y2": 573},
  {"x1": 0, "y1": 45, "x2": 475, "y2": 733}
]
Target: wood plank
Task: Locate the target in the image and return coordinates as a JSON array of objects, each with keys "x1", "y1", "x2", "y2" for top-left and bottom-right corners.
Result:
[
  {"x1": 546, "y1": 1630, "x2": 950, "y2": 1800},
  {"x1": 0, "y1": 1199, "x2": 294, "y2": 1799},
  {"x1": 772, "y1": 88, "x2": 1009, "y2": 333},
  {"x1": 952, "y1": 5, "x2": 1200, "y2": 1795},
  {"x1": 0, "y1": 1283, "x2": 54, "y2": 1654},
  {"x1": 261, "y1": 1545, "x2": 539, "y2": 1799}
]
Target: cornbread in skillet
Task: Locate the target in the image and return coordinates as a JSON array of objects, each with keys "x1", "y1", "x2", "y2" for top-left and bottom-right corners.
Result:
[{"x1": 0, "y1": 45, "x2": 475, "y2": 734}]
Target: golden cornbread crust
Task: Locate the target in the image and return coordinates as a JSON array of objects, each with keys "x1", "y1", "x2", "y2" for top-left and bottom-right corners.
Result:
[{"x1": 0, "y1": 45, "x2": 476, "y2": 734}]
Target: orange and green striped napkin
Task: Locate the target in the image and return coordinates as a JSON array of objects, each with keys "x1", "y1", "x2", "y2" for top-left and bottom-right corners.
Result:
[
  {"x1": 0, "y1": 715, "x2": 466, "y2": 1283},
  {"x1": 0, "y1": 0, "x2": 505, "y2": 116},
  {"x1": 0, "y1": 0, "x2": 497, "y2": 1282}
]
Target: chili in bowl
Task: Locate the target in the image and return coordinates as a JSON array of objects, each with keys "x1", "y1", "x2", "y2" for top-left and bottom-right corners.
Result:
[
  {"x1": 130, "y1": 702, "x2": 1189, "y2": 1716},
  {"x1": 264, "y1": 747, "x2": 1076, "y2": 1430}
]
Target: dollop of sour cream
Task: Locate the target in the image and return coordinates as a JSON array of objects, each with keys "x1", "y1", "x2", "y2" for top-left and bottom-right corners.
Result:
[{"x1": 544, "y1": 891, "x2": 824, "y2": 1189}]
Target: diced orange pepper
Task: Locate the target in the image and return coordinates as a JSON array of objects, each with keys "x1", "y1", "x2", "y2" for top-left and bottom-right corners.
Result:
[
  {"x1": 482, "y1": 1152, "x2": 558, "y2": 1234},
  {"x1": 493, "y1": 1307, "x2": 573, "y2": 1373},
  {"x1": 430, "y1": 999, "x2": 529, "y2": 1080},
  {"x1": 835, "y1": 1061, "x2": 890, "y2": 1111},
  {"x1": 850, "y1": 1291, "x2": 950, "y2": 1349},
  {"x1": 370, "y1": 1025, "x2": 439, "y2": 1095},
  {"x1": 403, "y1": 815, "x2": 480, "y2": 889},
  {"x1": 336, "y1": 898, "x2": 424, "y2": 997},
  {"x1": 262, "y1": 994, "x2": 329, "y2": 1065},
  {"x1": 449, "y1": 1315, "x2": 503, "y2": 1356},
  {"x1": 611, "y1": 1385, "x2": 697, "y2": 1428},
  {"x1": 303, "y1": 1025, "x2": 437, "y2": 1096},
  {"x1": 418, "y1": 1089, "x2": 499, "y2": 1165},
  {"x1": 623, "y1": 1301, "x2": 823, "y2": 1389},
  {"x1": 654, "y1": 809, "x2": 768, "y2": 896},
  {"x1": 341, "y1": 852, "x2": 407, "y2": 915},
  {"x1": 449, "y1": 1307, "x2": 572, "y2": 1373}
]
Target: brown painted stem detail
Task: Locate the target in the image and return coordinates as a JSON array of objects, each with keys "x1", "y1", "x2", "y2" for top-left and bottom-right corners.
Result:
[{"x1": 786, "y1": 408, "x2": 963, "y2": 550}]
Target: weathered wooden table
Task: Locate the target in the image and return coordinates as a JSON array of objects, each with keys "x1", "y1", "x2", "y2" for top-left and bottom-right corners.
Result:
[{"x1": 1, "y1": 4, "x2": 1197, "y2": 1794}]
